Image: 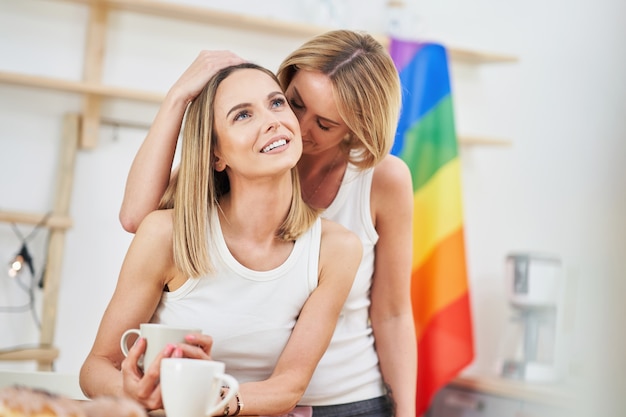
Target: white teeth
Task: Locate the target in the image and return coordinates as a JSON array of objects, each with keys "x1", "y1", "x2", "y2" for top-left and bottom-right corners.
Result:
[{"x1": 261, "y1": 139, "x2": 287, "y2": 153}]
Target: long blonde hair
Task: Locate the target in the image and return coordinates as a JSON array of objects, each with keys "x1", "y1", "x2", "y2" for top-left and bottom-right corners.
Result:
[
  {"x1": 161, "y1": 63, "x2": 319, "y2": 278},
  {"x1": 277, "y1": 30, "x2": 401, "y2": 169}
]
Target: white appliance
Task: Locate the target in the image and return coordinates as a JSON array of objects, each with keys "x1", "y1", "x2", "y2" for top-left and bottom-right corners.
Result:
[{"x1": 499, "y1": 253, "x2": 566, "y2": 382}]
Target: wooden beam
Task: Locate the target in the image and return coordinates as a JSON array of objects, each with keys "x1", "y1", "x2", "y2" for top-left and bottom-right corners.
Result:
[
  {"x1": 0, "y1": 210, "x2": 72, "y2": 230},
  {"x1": 38, "y1": 113, "x2": 80, "y2": 371},
  {"x1": 80, "y1": 2, "x2": 108, "y2": 149}
]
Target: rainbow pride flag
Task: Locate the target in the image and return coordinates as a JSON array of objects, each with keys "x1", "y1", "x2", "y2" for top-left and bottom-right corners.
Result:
[{"x1": 389, "y1": 39, "x2": 475, "y2": 416}]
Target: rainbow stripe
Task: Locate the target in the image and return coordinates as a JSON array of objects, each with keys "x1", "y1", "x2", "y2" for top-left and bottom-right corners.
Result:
[{"x1": 390, "y1": 39, "x2": 475, "y2": 416}]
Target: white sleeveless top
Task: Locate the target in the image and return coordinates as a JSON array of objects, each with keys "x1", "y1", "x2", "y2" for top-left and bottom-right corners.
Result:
[
  {"x1": 300, "y1": 164, "x2": 385, "y2": 405},
  {"x1": 152, "y1": 213, "x2": 321, "y2": 384}
]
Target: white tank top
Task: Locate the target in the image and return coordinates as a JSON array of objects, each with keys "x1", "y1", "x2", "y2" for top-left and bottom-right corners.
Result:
[
  {"x1": 152, "y1": 213, "x2": 321, "y2": 384},
  {"x1": 300, "y1": 165, "x2": 385, "y2": 405}
]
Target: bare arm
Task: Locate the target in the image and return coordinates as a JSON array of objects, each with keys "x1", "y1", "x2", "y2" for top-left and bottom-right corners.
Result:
[
  {"x1": 220, "y1": 220, "x2": 362, "y2": 416},
  {"x1": 370, "y1": 155, "x2": 417, "y2": 417},
  {"x1": 80, "y1": 210, "x2": 182, "y2": 409},
  {"x1": 119, "y1": 51, "x2": 245, "y2": 232}
]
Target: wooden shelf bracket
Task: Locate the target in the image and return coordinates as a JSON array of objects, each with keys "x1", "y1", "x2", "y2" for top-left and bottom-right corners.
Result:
[{"x1": 0, "y1": 113, "x2": 80, "y2": 371}]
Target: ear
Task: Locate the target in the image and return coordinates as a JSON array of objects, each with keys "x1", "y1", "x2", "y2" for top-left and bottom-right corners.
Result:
[{"x1": 213, "y1": 154, "x2": 226, "y2": 172}]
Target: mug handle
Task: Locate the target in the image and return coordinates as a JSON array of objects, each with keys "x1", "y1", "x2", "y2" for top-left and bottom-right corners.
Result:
[
  {"x1": 120, "y1": 328, "x2": 141, "y2": 357},
  {"x1": 206, "y1": 373, "x2": 239, "y2": 416}
]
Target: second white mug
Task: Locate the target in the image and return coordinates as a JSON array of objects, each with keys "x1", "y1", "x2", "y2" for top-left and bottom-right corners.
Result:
[{"x1": 161, "y1": 358, "x2": 239, "y2": 417}]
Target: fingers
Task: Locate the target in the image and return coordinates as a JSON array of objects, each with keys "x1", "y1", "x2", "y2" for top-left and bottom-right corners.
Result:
[
  {"x1": 175, "y1": 50, "x2": 247, "y2": 102},
  {"x1": 122, "y1": 337, "x2": 146, "y2": 375},
  {"x1": 185, "y1": 332, "x2": 213, "y2": 349},
  {"x1": 174, "y1": 333, "x2": 213, "y2": 359},
  {"x1": 197, "y1": 50, "x2": 246, "y2": 68},
  {"x1": 121, "y1": 342, "x2": 174, "y2": 410},
  {"x1": 138, "y1": 345, "x2": 171, "y2": 407},
  {"x1": 193, "y1": 50, "x2": 246, "y2": 84}
]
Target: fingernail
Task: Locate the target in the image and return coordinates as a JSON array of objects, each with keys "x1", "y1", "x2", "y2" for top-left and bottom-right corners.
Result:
[
  {"x1": 185, "y1": 334, "x2": 196, "y2": 341},
  {"x1": 164, "y1": 344, "x2": 174, "y2": 354}
]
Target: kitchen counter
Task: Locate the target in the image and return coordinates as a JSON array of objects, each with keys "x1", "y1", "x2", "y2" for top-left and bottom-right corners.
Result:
[
  {"x1": 450, "y1": 374, "x2": 573, "y2": 407},
  {"x1": 426, "y1": 374, "x2": 577, "y2": 417}
]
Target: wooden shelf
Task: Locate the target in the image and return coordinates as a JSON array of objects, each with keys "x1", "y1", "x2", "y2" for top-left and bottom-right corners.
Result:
[
  {"x1": 0, "y1": 346, "x2": 59, "y2": 363},
  {"x1": 57, "y1": 0, "x2": 518, "y2": 64},
  {"x1": 60, "y1": 0, "x2": 331, "y2": 39},
  {"x1": 0, "y1": 70, "x2": 164, "y2": 103},
  {"x1": 458, "y1": 136, "x2": 512, "y2": 147},
  {"x1": 0, "y1": 210, "x2": 72, "y2": 230},
  {"x1": 447, "y1": 48, "x2": 518, "y2": 64}
]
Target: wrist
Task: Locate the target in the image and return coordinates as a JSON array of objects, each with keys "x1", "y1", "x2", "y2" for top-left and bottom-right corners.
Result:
[
  {"x1": 164, "y1": 85, "x2": 194, "y2": 112},
  {"x1": 220, "y1": 388, "x2": 243, "y2": 416}
]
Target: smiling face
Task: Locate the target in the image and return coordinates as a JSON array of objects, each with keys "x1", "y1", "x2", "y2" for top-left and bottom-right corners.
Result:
[
  {"x1": 284, "y1": 69, "x2": 350, "y2": 156},
  {"x1": 212, "y1": 68, "x2": 302, "y2": 179}
]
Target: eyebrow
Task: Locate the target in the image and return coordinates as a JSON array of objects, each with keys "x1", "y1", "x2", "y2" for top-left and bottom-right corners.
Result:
[
  {"x1": 226, "y1": 91, "x2": 284, "y2": 118},
  {"x1": 291, "y1": 87, "x2": 341, "y2": 126}
]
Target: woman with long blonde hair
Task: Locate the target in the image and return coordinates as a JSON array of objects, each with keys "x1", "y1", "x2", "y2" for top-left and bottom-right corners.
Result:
[{"x1": 81, "y1": 63, "x2": 361, "y2": 416}]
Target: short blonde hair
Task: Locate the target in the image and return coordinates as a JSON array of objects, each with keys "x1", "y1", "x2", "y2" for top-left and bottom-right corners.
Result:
[
  {"x1": 164, "y1": 63, "x2": 319, "y2": 278},
  {"x1": 277, "y1": 30, "x2": 401, "y2": 169}
]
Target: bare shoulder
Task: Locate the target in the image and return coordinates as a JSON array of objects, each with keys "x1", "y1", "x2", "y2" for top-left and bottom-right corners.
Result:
[
  {"x1": 372, "y1": 154, "x2": 412, "y2": 193},
  {"x1": 137, "y1": 209, "x2": 173, "y2": 233},
  {"x1": 134, "y1": 209, "x2": 174, "y2": 249},
  {"x1": 371, "y1": 154, "x2": 413, "y2": 214}
]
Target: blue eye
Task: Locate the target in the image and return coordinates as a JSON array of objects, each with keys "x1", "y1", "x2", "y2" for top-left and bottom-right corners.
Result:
[
  {"x1": 234, "y1": 110, "x2": 251, "y2": 121},
  {"x1": 271, "y1": 97, "x2": 286, "y2": 108}
]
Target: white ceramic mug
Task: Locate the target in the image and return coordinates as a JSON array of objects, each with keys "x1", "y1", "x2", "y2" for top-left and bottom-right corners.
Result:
[
  {"x1": 161, "y1": 358, "x2": 239, "y2": 417},
  {"x1": 120, "y1": 323, "x2": 201, "y2": 370}
]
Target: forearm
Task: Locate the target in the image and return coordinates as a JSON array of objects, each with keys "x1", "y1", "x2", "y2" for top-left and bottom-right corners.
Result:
[
  {"x1": 119, "y1": 90, "x2": 187, "y2": 232},
  {"x1": 215, "y1": 374, "x2": 306, "y2": 416},
  {"x1": 372, "y1": 313, "x2": 417, "y2": 417}
]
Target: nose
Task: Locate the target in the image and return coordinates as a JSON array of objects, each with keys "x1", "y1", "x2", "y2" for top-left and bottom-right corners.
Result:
[
  {"x1": 266, "y1": 120, "x2": 280, "y2": 131},
  {"x1": 263, "y1": 106, "x2": 281, "y2": 131}
]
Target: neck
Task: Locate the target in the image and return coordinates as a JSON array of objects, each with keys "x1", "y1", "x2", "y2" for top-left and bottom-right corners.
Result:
[
  {"x1": 218, "y1": 174, "x2": 293, "y2": 242},
  {"x1": 298, "y1": 149, "x2": 346, "y2": 208}
]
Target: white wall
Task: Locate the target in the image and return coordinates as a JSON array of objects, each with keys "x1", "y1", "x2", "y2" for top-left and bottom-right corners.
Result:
[{"x1": 1, "y1": 0, "x2": 625, "y2": 402}]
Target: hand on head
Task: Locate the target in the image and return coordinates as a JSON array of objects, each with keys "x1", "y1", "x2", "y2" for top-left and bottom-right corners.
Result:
[{"x1": 171, "y1": 50, "x2": 246, "y2": 105}]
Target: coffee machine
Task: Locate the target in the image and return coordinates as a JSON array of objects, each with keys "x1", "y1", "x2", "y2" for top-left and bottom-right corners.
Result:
[{"x1": 499, "y1": 253, "x2": 566, "y2": 382}]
